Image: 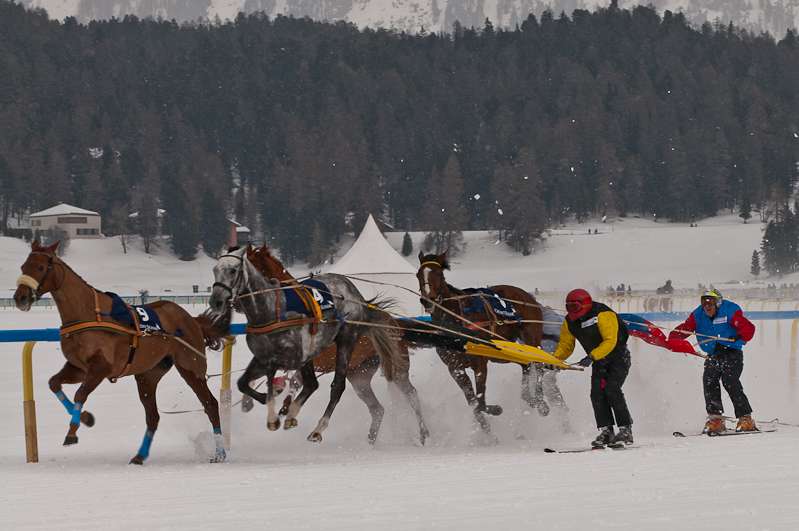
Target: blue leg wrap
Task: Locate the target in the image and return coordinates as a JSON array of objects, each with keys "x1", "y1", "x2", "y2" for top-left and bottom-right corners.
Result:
[
  {"x1": 70, "y1": 402, "x2": 83, "y2": 425},
  {"x1": 55, "y1": 390, "x2": 73, "y2": 414},
  {"x1": 213, "y1": 428, "x2": 226, "y2": 462},
  {"x1": 137, "y1": 430, "x2": 155, "y2": 460}
]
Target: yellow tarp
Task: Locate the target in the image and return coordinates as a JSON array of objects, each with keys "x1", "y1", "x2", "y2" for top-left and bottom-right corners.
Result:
[{"x1": 465, "y1": 339, "x2": 575, "y2": 369}]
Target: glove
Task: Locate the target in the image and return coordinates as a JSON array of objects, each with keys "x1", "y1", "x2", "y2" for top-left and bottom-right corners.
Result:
[
  {"x1": 577, "y1": 355, "x2": 593, "y2": 367},
  {"x1": 728, "y1": 333, "x2": 743, "y2": 342}
]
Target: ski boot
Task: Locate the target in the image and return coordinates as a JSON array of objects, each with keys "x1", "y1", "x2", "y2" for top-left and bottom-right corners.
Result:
[
  {"x1": 702, "y1": 414, "x2": 726, "y2": 435},
  {"x1": 736, "y1": 414, "x2": 757, "y2": 432},
  {"x1": 613, "y1": 425, "x2": 633, "y2": 446},
  {"x1": 591, "y1": 426, "x2": 615, "y2": 448}
]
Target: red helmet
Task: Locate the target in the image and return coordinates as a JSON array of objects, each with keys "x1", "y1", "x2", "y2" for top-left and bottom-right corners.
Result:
[{"x1": 565, "y1": 288, "x2": 593, "y2": 319}]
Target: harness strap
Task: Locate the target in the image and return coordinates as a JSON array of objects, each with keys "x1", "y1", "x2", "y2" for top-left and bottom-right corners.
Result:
[
  {"x1": 245, "y1": 317, "x2": 319, "y2": 335},
  {"x1": 457, "y1": 293, "x2": 498, "y2": 334},
  {"x1": 60, "y1": 290, "x2": 145, "y2": 382}
]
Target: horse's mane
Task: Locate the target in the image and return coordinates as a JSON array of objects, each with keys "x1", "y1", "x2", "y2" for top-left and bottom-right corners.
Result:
[
  {"x1": 448, "y1": 283, "x2": 466, "y2": 296},
  {"x1": 52, "y1": 254, "x2": 99, "y2": 293},
  {"x1": 420, "y1": 253, "x2": 450, "y2": 270}
]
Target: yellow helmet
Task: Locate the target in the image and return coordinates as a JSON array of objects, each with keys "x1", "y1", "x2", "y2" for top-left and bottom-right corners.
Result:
[{"x1": 701, "y1": 289, "x2": 723, "y2": 309}]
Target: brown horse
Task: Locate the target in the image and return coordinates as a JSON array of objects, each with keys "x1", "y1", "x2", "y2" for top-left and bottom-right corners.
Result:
[
  {"x1": 242, "y1": 244, "x2": 429, "y2": 445},
  {"x1": 416, "y1": 250, "x2": 545, "y2": 435},
  {"x1": 13, "y1": 240, "x2": 229, "y2": 464}
]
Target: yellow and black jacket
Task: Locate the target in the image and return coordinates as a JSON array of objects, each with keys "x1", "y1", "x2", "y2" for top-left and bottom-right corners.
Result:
[{"x1": 553, "y1": 302, "x2": 629, "y2": 363}]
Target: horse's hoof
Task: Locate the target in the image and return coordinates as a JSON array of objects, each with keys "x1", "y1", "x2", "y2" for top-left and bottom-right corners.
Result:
[
  {"x1": 278, "y1": 407, "x2": 289, "y2": 416},
  {"x1": 420, "y1": 429, "x2": 430, "y2": 446},
  {"x1": 307, "y1": 432, "x2": 322, "y2": 443},
  {"x1": 484, "y1": 405, "x2": 503, "y2": 416},
  {"x1": 283, "y1": 417, "x2": 298, "y2": 430},
  {"x1": 129, "y1": 455, "x2": 144, "y2": 465},
  {"x1": 81, "y1": 411, "x2": 95, "y2": 427},
  {"x1": 241, "y1": 401, "x2": 254, "y2": 413},
  {"x1": 267, "y1": 419, "x2": 280, "y2": 431},
  {"x1": 537, "y1": 402, "x2": 551, "y2": 417},
  {"x1": 63, "y1": 435, "x2": 78, "y2": 446}
]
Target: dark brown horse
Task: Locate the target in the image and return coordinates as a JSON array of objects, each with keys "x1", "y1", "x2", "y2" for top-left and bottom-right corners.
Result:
[
  {"x1": 13, "y1": 240, "x2": 229, "y2": 464},
  {"x1": 416, "y1": 250, "x2": 545, "y2": 435},
  {"x1": 242, "y1": 244, "x2": 429, "y2": 445}
]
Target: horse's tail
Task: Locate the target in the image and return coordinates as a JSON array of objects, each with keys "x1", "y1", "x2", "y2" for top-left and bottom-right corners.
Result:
[
  {"x1": 365, "y1": 296, "x2": 409, "y2": 383},
  {"x1": 195, "y1": 308, "x2": 232, "y2": 351}
]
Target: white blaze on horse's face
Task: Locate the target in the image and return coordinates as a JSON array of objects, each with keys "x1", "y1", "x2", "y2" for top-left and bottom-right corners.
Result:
[{"x1": 421, "y1": 266, "x2": 433, "y2": 299}]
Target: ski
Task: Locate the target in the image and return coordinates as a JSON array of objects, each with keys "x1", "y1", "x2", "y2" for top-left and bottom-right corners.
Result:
[
  {"x1": 544, "y1": 444, "x2": 630, "y2": 453},
  {"x1": 674, "y1": 427, "x2": 776, "y2": 438}
]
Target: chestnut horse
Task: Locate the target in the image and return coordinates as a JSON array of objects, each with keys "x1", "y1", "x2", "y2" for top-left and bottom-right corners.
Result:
[
  {"x1": 13, "y1": 240, "x2": 229, "y2": 464},
  {"x1": 416, "y1": 250, "x2": 546, "y2": 435},
  {"x1": 243, "y1": 244, "x2": 429, "y2": 445}
]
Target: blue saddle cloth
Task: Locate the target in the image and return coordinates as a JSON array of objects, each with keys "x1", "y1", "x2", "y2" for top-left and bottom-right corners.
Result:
[
  {"x1": 106, "y1": 292, "x2": 165, "y2": 334},
  {"x1": 463, "y1": 288, "x2": 520, "y2": 322},
  {"x1": 280, "y1": 279, "x2": 336, "y2": 319}
]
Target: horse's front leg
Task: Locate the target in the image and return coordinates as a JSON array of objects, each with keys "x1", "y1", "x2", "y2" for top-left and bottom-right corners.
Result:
[
  {"x1": 521, "y1": 362, "x2": 550, "y2": 416},
  {"x1": 49, "y1": 361, "x2": 96, "y2": 428},
  {"x1": 236, "y1": 359, "x2": 268, "y2": 405},
  {"x1": 472, "y1": 356, "x2": 503, "y2": 417},
  {"x1": 284, "y1": 362, "x2": 318, "y2": 430},
  {"x1": 264, "y1": 367, "x2": 281, "y2": 431},
  {"x1": 437, "y1": 348, "x2": 492, "y2": 433},
  {"x1": 63, "y1": 353, "x2": 113, "y2": 446}
]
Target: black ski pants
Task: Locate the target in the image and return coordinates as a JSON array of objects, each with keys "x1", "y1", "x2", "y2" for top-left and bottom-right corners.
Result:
[
  {"x1": 703, "y1": 345, "x2": 752, "y2": 418},
  {"x1": 590, "y1": 347, "x2": 633, "y2": 428}
]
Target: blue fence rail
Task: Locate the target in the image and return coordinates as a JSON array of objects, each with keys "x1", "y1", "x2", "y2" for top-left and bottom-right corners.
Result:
[{"x1": 0, "y1": 312, "x2": 796, "y2": 344}]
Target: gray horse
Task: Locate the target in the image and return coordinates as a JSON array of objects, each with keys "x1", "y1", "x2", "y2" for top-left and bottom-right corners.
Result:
[{"x1": 208, "y1": 245, "x2": 405, "y2": 443}]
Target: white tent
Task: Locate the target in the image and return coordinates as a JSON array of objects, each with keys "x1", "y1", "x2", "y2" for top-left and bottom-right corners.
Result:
[{"x1": 328, "y1": 215, "x2": 423, "y2": 317}]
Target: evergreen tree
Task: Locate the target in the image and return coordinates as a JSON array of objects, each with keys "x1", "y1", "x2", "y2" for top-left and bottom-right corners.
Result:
[
  {"x1": 401, "y1": 231, "x2": 413, "y2": 256},
  {"x1": 740, "y1": 192, "x2": 752, "y2": 223},
  {"x1": 750, "y1": 250, "x2": 761, "y2": 278},
  {"x1": 761, "y1": 206, "x2": 798, "y2": 276}
]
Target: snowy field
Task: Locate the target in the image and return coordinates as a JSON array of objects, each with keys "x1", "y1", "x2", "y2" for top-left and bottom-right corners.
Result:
[{"x1": 2, "y1": 213, "x2": 799, "y2": 530}]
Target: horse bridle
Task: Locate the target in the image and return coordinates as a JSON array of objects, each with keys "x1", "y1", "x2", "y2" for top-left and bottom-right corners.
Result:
[
  {"x1": 16, "y1": 250, "x2": 64, "y2": 302},
  {"x1": 419, "y1": 261, "x2": 445, "y2": 304},
  {"x1": 213, "y1": 252, "x2": 248, "y2": 297}
]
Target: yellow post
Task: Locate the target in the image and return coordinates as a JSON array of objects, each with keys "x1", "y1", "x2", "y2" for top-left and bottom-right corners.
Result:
[
  {"x1": 760, "y1": 300, "x2": 776, "y2": 347},
  {"x1": 219, "y1": 337, "x2": 234, "y2": 450},
  {"x1": 22, "y1": 342, "x2": 38, "y2": 463}
]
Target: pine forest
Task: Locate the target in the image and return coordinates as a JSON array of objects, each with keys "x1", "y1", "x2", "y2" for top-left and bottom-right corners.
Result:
[{"x1": 1, "y1": 0, "x2": 798, "y2": 263}]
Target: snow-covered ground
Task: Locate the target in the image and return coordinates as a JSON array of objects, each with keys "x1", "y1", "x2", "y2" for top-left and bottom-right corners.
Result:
[{"x1": 2, "y1": 213, "x2": 799, "y2": 530}]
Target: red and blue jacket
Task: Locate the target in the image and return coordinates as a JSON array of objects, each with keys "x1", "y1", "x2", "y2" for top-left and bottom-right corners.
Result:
[{"x1": 670, "y1": 300, "x2": 755, "y2": 354}]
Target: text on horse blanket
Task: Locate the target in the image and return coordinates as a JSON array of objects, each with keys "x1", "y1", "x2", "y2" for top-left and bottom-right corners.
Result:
[
  {"x1": 106, "y1": 292, "x2": 165, "y2": 334},
  {"x1": 280, "y1": 279, "x2": 336, "y2": 319},
  {"x1": 463, "y1": 288, "x2": 520, "y2": 321}
]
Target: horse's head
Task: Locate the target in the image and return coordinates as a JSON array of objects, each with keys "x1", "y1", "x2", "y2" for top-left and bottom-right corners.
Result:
[
  {"x1": 209, "y1": 245, "x2": 250, "y2": 314},
  {"x1": 416, "y1": 250, "x2": 449, "y2": 313},
  {"x1": 246, "y1": 244, "x2": 269, "y2": 275},
  {"x1": 14, "y1": 239, "x2": 61, "y2": 311},
  {"x1": 248, "y1": 243, "x2": 294, "y2": 282}
]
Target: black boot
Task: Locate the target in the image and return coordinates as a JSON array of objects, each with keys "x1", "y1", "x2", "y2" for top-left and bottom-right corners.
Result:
[
  {"x1": 591, "y1": 426, "x2": 615, "y2": 448},
  {"x1": 614, "y1": 425, "x2": 633, "y2": 446}
]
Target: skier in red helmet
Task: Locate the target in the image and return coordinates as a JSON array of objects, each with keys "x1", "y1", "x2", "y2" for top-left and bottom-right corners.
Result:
[{"x1": 552, "y1": 288, "x2": 634, "y2": 447}]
